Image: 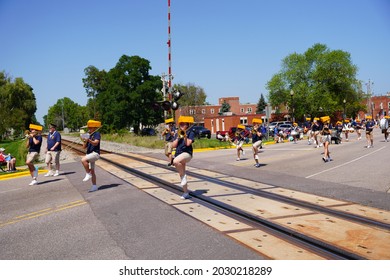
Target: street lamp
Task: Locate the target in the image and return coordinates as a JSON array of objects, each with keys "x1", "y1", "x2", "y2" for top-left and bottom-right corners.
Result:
[
  {"x1": 290, "y1": 90, "x2": 294, "y2": 123},
  {"x1": 343, "y1": 99, "x2": 346, "y2": 122}
]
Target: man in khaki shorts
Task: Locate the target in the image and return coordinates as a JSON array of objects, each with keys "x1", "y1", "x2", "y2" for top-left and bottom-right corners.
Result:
[
  {"x1": 81, "y1": 120, "x2": 101, "y2": 192},
  {"x1": 26, "y1": 124, "x2": 43, "y2": 186},
  {"x1": 44, "y1": 124, "x2": 62, "y2": 177}
]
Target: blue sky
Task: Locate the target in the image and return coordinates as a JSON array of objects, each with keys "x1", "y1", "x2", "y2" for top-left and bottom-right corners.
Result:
[{"x1": 1, "y1": 0, "x2": 389, "y2": 124}]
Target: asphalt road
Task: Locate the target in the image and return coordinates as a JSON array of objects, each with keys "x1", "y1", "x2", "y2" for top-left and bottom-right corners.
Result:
[
  {"x1": 1, "y1": 128, "x2": 388, "y2": 260},
  {"x1": 0, "y1": 160, "x2": 263, "y2": 260},
  {"x1": 175, "y1": 128, "x2": 390, "y2": 210}
]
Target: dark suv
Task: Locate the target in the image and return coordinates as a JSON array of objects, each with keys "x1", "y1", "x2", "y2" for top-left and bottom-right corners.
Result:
[
  {"x1": 140, "y1": 127, "x2": 156, "y2": 136},
  {"x1": 190, "y1": 126, "x2": 211, "y2": 139}
]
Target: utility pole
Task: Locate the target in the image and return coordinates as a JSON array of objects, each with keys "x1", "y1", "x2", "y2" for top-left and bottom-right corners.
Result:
[
  {"x1": 160, "y1": 0, "x2": 174, "y2": 120},
  {"x1": 366, "y1": 79, "x2": 374, "y2": 117}
]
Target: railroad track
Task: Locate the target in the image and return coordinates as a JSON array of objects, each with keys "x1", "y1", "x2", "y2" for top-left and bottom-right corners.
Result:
[{"x1": 62, "y1": 138, "x2": 390, "y2": 260}]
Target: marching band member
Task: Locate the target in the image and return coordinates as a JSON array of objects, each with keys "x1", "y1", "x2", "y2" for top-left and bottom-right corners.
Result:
[
  {"x1": 44, "y1": 123, "x2": 62, "y2": 177},
  {"x1": 333, "y1": 121, "x2": 343, "y2": 144},
  {"x1": 291, "y1": 122, "x2": 299, "y2": 144},
  {"x1": 25, "y1": 124, "x2": 43, "y2": 186},
  {"x1": 311, "y1": 118, "x2": 321, "y2": 148},
  {"x1": 162, "y1": 118, "x2": 176, "y2": 166},
  {"x1": 342, "y1": 119, "x2": 351, "y2": 142},
  {"x1": 303, "y1": 118, "x2": 312, "y2": 145},
  {"x1": 172, "y1": 116, "x2": 195, "y2": 199},
  {"x1": 81, "y1": 120, "x2": 101, "y2": 192},
  {"x1": 365, "y1": 116, "x2": 375, "y2": 148},
  {"x1": 235, "y1": 124, "x2": 246, "y2": 161},
  {"x1": 379, "y1": 115, "x2": 389, "y2": 142},
  {"x1": 251, "y1": 118, "x2": 263, "y2": 168},
  {"x1": 321, "y1": 120, "x2": 332, "y2": 162},
  {"x1": 353, "y1": 119, "x2": 363, "y2": 140}
]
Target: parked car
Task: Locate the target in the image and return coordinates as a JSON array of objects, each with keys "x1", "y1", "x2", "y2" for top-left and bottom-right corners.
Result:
[
  {"x1": 268, "y1": 121, "x2": 292, "y2": 132},
  {"x1": 190, "y1": 126, "x2": 211, "y2": 139},
  {"x1": 278, "y1": 124, "x2": 293, "y2": 132},
  {"x1": 140, "y1": 127, "x2": 156, "y2": 136}
]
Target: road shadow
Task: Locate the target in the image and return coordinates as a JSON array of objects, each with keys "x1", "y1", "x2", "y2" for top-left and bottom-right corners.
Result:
[{"x1": 98, "y1": 183, "x2": 121, "y2": 191}]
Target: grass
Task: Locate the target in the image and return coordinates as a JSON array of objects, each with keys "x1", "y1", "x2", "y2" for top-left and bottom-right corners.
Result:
[
  {"x1": 0, "y1": 132, "x2": 276, "y2": 176},
  {"x1": 0, "y1": 139, "x2": 28, "y2": 167},
  {"x1": 102, "y1": 133, "x2": 236, "y2": 150},
  {"x1": 0, "y1": 139, "x2": 29, "y2": 175}
]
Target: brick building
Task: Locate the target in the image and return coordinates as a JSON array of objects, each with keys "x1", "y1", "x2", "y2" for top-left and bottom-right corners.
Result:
[
  {"x1": 357, "y1": 94, "x2": 390, "y2": 120},
  {"x1": 173, "y1": 93, "x2": 390, "y2": 132},
  {"x1": 174, "y1": 97, "x2": 264, "y2": 133}
]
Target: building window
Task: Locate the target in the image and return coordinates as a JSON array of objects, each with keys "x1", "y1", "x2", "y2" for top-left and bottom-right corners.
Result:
[
  {"x1": 240, "y1": 108, "x2": 244, "y2": 113},
  {"x1": 211, "y1": 108, "x2": 215, "y2": 114},
  {"x1": 388, "y1": 102, "x2": 390, "y2": 110},
  {"x1": 189, "y1": 109, "x2": 195, "y2": 115},
  {"x1": 247, "y1": 107, "x2": 252, "y2": 113},
  {"x1": 240, "y1": 117, "x2": 248, "y2": 125},
  {"x1": 202, "y1": 109, "x2": 206, "y2": 114}
]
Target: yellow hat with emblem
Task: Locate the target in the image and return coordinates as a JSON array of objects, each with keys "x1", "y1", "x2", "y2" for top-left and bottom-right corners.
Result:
[
  {"x1": 164, "y1": 118, "x2": 174, "y2": 124},
  {"x1": 87, "y1": 120, "x2": 102, "y2": 128},
  {"x1": 252, "y1": 118, "x2": 263, "y2": 124},
  {"x1": 178, "y1": 116, "x2": 194, "y2": 124},
  {"x1": 29, "y1": 124, "x2": 43, "y2": 131}
]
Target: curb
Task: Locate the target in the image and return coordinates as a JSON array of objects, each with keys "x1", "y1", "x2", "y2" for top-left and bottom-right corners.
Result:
[{"x1": 0, "y1": 170, "x2": 47, "y2": 181}]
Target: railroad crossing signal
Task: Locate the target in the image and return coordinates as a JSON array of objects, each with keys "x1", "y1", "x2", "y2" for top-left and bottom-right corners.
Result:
[{"x1": 153, "y1": 89, "x2": 184, "y2": 111}]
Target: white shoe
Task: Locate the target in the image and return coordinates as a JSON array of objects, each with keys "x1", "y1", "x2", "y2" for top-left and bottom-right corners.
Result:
[
  {"x1": 181, "y1": 192, "x2": 190, "y2": 199},
  {"x1": 180, "y1": 175, "x2": 187, "y2": 186},
  {"x1": 242, "y1": 150, "x2": 245, "y2": 155},
  {"x1": 53, "y1": 170, "x2": 60, "y2": 177},
  {"x1": 88, "y1": 185, "x2": 98, "y2": 192},
  {"x1": 29, "y1": 180, "x2": 38, "y2": 186},
  {"x1": 236, "y1": 158, "x2": 240, "y2": 161},
  {"x1": 83, "y1": 173, "x2": 92, "y2": 182},
  {"x1": 44, "y1": 170, "x2": 54, "y2": 177}
]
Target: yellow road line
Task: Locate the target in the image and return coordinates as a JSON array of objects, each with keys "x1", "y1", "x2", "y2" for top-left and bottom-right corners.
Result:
[{"x1": 0, "y1": 200, "x2": 87, "y2": 228}]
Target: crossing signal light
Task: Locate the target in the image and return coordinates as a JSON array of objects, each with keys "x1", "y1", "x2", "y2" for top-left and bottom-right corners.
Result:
[{"x1": 152, "y1": 90, "x2": 184, "y2": 111}]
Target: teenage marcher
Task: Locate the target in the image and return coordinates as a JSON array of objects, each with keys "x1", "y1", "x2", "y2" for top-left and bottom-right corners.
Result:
[
  {"x1": 26, "y1": 124, "x2": 43, "y2": 186},
  {"x1": 365, "y1": 116, "x2": 375, "y2": 148},
  {"x1": 171, "y1": 116, "x2": 195, "y2": 199},
  {"x1": 251, "y1": 118, "x2": 263, "y2": 168},
  {"x1": 81, "y1": 120, "x2": 101, "y2": 192},
  {"x1": 162, "y1": 118, "x2": 176, "y2": 166}
]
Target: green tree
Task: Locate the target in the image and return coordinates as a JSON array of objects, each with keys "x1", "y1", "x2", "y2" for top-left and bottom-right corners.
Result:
[
  {"x1": 219, "y1": 100, "x2": 231, "y2": 115},
  {"x1": 175, "y1": 83, "x2": 207, "y2": 107},
  {"x1": 82, "y1": 66, "x2": 107, "y2": 119},
  {"x1": 266, "y1": 43, "x2": 364, "y2": 121},
  {"x1": 256, "y1": 94, "x2": 267, "y2": 113},
  {"x1": 46, "y1": 97, "x2": 87, "y2": 131},
  {"x1": 83, "y1": 55, "x2": 163, "y2": 133},
  {"x1": 174, "y1": 83, "x2": 207, "y2": 122},
  {"x1": 0, "y1": 71, "x2": 37, "y2": 138}
]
